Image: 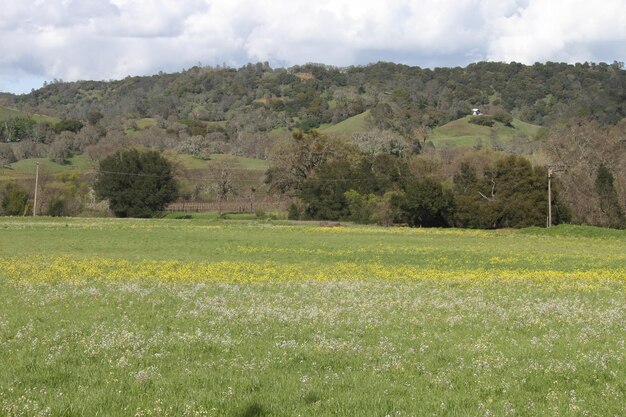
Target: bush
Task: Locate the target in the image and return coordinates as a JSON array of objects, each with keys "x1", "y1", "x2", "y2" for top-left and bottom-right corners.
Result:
[
  {"x1": 254, "y1": 208, "x2": 267, "y2": 219},
  {"x1": 1, "y1": 183, "x2": 30, "y2": 216},
  {"x1": 47, "y1": 198, "x2": 68, "y2": 217},
  {"x1": 493, "y1": 110, "x2": 514, "y2": 126},
  {"x1": 53, "y1": 119, "x2": 83, "y2": 134},
  {"x1": 287, "y1": 203, "x2": 301, "y2": 220},
  {"x1": 0, "y1": 143, "x2": 17, "y2": 166},
  {"x1": 344, "y1": 190, "x2": 382, "y2": 224},
  {"x1": 469, "y1": 115, "x2": 495, "y2": 127}
]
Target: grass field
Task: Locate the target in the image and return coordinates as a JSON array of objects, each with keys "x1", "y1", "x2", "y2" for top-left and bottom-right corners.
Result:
[{"x1": 0, "y1": 218, "x2": 624, "y2": 416}]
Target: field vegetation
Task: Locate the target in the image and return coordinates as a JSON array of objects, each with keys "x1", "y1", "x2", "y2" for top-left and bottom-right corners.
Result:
[{"x1": 0, "y1": 218, "x2": 624, "y2": 416}]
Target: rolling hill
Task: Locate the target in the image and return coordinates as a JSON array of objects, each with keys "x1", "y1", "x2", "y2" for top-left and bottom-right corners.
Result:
[{"x1": 429, "y1": 116, "x2": 543, "y2": 148}]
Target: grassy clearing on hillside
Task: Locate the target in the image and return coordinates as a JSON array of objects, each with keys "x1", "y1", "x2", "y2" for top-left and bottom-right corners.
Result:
[
  {"x1": 321, "y1": 111, "x2": 369, "y2": 135},
  {"x1": 171, "y1": 154, "x2": 271, "y2": 171},
  {"x1": 1, "y1": 155, "x2": 93, "y2": 180},
  {"x1": 430, "y1": 116, "x2": 541, "y2": 148},
  {"x1": 0, "y1": 219, "x2": 624, "y2": 416},
  {"x1": 2, "y1": 154, "x2": 269, "y2": 183},
  {"x1": 0, "y1": 105, "x2": 59, "y2": 124}
]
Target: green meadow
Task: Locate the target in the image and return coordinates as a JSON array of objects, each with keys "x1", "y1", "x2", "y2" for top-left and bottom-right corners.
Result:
[{"x1": 0, "y1": 218, "x2": 624, "y2": 416}]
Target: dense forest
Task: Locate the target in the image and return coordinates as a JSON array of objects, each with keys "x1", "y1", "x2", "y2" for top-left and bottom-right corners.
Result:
[{"x1": 0, "y1": 61, "x2": 624, "y2": 228}]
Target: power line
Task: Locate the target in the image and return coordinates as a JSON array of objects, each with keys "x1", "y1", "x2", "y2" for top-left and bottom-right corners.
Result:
[{"x1": 90, "y1": 169, "x2": 409, "y2": 184}]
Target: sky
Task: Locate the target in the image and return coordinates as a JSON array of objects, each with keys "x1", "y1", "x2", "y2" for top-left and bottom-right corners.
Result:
[{"x1": 1, "y1": 0, "x2": 624, "y2": 94}]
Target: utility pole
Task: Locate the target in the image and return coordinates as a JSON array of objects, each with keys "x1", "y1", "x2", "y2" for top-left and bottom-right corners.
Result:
[
  {"x1": 547, "y1": 164, "x2": 567, "y2": 228},
  {"x1": 33, "y1": 162, "x2": 39, "y2": 216},
  {"x1": 547, "y1": 167, "x2": 553, "y2": 227}
]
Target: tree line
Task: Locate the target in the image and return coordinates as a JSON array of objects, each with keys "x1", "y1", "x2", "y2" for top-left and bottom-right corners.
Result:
[
  {"x1": 2, "y1": 125, "x2": 624, "y2": 229},
  {"x1": 265, "y1": 131, "x2": 578, "y2": 228}
]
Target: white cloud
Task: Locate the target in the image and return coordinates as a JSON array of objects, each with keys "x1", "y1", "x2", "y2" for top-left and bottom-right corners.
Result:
[
  {"x1": 0, "y1": 0, "x2": 624, "y2": 93},
  {"x1": 487, "y1": 0, "x2": 626, "y2": 63}
]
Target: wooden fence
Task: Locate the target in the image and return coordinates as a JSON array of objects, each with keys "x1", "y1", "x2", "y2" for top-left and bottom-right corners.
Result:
[{"x1": 165, "y1": 199, "x2": 292, "y2": 213}]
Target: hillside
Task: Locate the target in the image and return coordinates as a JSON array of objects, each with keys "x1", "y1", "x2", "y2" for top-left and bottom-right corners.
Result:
[
  {"x1": 429, "y1": 116, "x2": 542, "y2": 148},
  {"x1": 6, "y1": 61, "x2": 624, "y2": 134}
]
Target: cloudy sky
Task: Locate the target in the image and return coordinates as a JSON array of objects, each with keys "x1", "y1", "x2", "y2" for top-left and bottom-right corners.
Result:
[{"x1": 1, "y1": 0, "x2": 624, "y2": 94}]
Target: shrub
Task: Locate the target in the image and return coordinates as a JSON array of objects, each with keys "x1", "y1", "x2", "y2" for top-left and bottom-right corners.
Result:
[
  {"x1": 0, "y1": 143, "x2": 17, "y2": 166},
  {"x1": 1, "y1": 183, "x2": 30, "y2": 216},
  {"x1": 493, "y1": 110, "x2": 514, "y2": 126},
  {"x1": 53, "y1": 119, "x2": 83, "y2": 134},
  {"x1": 469, "y1": 115, "x2": 495, "y2": 127},
  {"x1": 47, "y1": 198, "x2": 68, "y2": 217},
  {"x1": 287, "y1": 203, "x2": 301, "y2": 220}
]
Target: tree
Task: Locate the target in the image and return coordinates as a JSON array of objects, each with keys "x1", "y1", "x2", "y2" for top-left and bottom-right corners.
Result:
[
  {"x1": 48, "y1": 138, "x2": 72, "y2": 164},
  {"x1": 265, "y1": 130, "x2": 352, "y2": 195},
  {"x1": 543, "y1": 120, "x2": 625, "y2": 226},
  {"x1": 596, "y1": 164, "x2": 625, "y2": 228},
  {"x1": 453, "y1": 155, "x2": 567, "y2": 228},
  {"x1": 300, "y1": 160, "x2": 357, "y2": 220},
  {"x1": 87, "y1": 110, "x2": 104, "y2": 126},
  {"x1": 0, "y1": 143, "x2": 17, "y2": 166},
  {"x1": 94, "y1": 148, "x2": 178, "y2": 217},
  {"x1": 53, "y1": 119, "x2": 84, "y2": 134},
  {"x1": 0, "y1": 117, "x2": 36, "y2": 142},
  {"x1": 396, "y1": 179, "x2": 454, "y2": 227}
]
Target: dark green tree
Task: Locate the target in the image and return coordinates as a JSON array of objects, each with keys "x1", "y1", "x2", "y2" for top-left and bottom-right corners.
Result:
[
  {"x1": 0, "y1": 118, "x2": 36, "y2": 142},
  {"x1": 53, "y1": 119, "x2": 83, "y2": 134},
  {"x1": 595, "y1": 164, "x2": 625, "y2": 228},
  {"x1": 453, "y1": 156, "x2": 568, "y2": 228},
  {"x1": 300, "y1": 160, "x2": 358, "y2": 220},
  {"x1": 397, "y1": 179, "x2": 454, "y2": 227},
  {"x1": 452, "y1": 162, "x2": 497, "y2": 229},
  {"x1": 94, "y1": 148, "x2": 178, "y2": 218},
  {"x1": 1, "y1": 183, "x2": 30, "y2": 216}
]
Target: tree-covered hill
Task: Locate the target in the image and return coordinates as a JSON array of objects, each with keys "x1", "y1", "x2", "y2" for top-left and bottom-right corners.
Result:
[{"x1": 4, "y1": 61, "x2": 624, "y2": 134}]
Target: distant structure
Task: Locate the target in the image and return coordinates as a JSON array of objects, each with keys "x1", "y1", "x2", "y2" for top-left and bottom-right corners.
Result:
[{"x1": 471, "y1": 108, "x2": 482, "y2": 116}]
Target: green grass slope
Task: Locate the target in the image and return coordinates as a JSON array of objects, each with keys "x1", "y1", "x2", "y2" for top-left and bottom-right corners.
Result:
[
  {"x1": 2, "y1": 153, "x2": 270, "y2": 182},
  {"x1": 320, "y1": 111, "x2": 369, "y2": 135},
  {"x1": 430, "y1": 116, "x2": 542, "y2": 148},
  {"x1": 1, "y1": 155, "x2": 92, "y2": 180},
  {"x1": 169, "y1": 154, "x2": 271, "y2": 171},
  {"x1": 0, "y1": 105, "x2": 59, "y2": 123}
]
